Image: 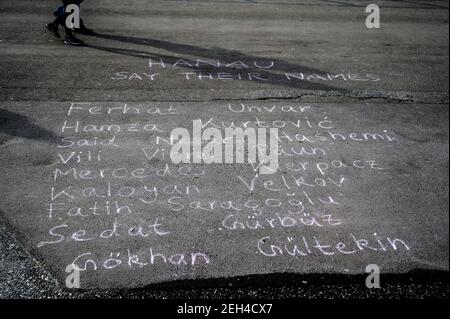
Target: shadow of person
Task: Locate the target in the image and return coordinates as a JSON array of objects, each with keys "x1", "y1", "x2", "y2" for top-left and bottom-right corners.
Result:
[
  {"x1": 87, "y1": 32, "x2": 349, "y2": 92},
  {"x1": 0, "y1": 109, "x2": 60, "y2": 145}
]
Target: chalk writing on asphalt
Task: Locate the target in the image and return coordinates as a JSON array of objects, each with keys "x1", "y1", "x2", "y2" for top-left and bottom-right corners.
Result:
[{"x1": 34, "y1": 101, "x2": 411, "y2": 278}]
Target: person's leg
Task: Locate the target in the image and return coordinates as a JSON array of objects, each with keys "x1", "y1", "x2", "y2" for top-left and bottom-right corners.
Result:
[
  {"x1": 46, "y1": 19, "x2": 61, "y2": 38},
  {"x1": 47, "y1": 14, "x2": 76, "y2": 40},
  {"x1": 63, "y1": 25, "x2": 85, "y2": 46},
  {"x1": 46, "y1": 1, "x2": 85, "y2": 45},
  {"x1": 46, "y1": 23, "x2": 60, "y2": 38},
  {"x1": 45, "y1": 4, "x2": 65, "y2": 38},
  {"x1": 60, "y1": 1, "x2": 85, "y2": 45}
]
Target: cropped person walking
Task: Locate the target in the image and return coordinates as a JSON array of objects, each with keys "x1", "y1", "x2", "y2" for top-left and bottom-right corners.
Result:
[{"x1": 45, "y1": 0, "x2": 95, "y2": 46}]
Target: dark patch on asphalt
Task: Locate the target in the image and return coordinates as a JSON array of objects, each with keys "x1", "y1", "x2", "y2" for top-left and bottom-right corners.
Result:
[{"x1": 0, "y1": 109, "x2": 60, "y2": 144}]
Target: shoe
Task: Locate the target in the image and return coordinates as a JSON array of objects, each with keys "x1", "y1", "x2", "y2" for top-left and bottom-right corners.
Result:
[
  {"x1": 46, "y1": 23, "x2": 61, "y2": 39},
  {"x1": 63, "y1": 36, "x2": 85, "y2": 46}
]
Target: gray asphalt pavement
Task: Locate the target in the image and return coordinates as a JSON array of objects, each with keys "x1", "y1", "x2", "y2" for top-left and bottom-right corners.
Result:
[{"x1": 0, "y1": 0, "x2": 448, "y2": 298}]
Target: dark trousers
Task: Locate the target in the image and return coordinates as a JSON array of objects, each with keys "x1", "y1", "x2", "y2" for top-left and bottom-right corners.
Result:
[{"x1": 53, "y1": 1, "x2": 85, "y2": 36}]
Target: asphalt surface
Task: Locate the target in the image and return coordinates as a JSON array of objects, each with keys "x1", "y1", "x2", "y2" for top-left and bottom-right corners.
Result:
[
  {"x1": 1, "y1": 212, "x2": 448, "y2": 299},
  {"x1": 0, "y1": 0, "x2": 449, "y2": 298}
]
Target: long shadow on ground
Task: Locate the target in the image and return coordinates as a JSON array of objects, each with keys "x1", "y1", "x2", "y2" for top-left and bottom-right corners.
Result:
[
  {"x1": 86, "y1": 32, "x2": 354, "y2": 92},
  {"x1": 0, "y1": 109, "x2": 60, "y2": 145}
]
